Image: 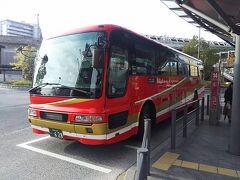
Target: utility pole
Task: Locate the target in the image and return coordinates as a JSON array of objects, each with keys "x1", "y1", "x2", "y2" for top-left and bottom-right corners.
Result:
[{"x1": 198, "y1": 27, "x2": 200, "y2": 59}]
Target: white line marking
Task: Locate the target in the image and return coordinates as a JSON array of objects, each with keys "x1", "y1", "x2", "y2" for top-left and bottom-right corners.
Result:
[
  {"x1": 17, "y1": 137, "x2": 112, "y2": 174},
  {"x1": 19, "y1": 136, "x2": 51, "y2": 146},
  {"x1": 124, "y1": 145, "x2": 139, "y2": 150}
]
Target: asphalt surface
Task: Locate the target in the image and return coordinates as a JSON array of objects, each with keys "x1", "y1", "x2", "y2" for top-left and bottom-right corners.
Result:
[{"x1": 0, "y1": 87, "x2": 173, "y2": 180}]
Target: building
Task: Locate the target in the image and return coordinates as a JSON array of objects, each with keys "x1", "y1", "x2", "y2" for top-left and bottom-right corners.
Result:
[
  {"x1": 0, "y1": 19, "x2": 42, "y2": 40},
  {"x1": 0, "y1": 19, "x2": 42, "y2": 82}
]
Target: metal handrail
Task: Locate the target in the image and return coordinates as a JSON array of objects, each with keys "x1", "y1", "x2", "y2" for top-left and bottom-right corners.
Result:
[
  {"x1": 135, "y1": 96, "x2": 208, "y2": 179},
  {"x1": 0, "y1": 68, "x2": 22, "y2": 82},
  {"x1": 171, "y1": 97, "x2": 205, "y2": 149}
]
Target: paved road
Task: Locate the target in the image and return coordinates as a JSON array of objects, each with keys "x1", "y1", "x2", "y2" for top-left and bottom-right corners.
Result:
[{"x1": 0, "y1": 87, "x2": 172, "y2": 180}]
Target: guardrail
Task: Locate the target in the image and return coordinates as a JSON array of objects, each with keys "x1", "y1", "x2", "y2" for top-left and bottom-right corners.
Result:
[
  {"x1": 171, "y1": 97, "x2": 205, "y2": 150},
  {"x1": 0, "y1": 65, "x2": 22, "y2": 82}
]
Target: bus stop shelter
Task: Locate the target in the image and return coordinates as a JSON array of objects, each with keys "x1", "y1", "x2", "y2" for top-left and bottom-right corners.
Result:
[{"x1": 160, "y1": 0, "x2": 240, "y2": 155}]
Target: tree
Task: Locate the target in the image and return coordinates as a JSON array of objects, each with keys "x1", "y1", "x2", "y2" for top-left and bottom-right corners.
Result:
[
  {"x1": 183, "y1": 36, "x2": 219, "y2": 80},
  {"x1": 201, "y1": 48, "x2": 219, "y2": 80},
  {"x1": 12, "y1": 45, "x2": 37, "y2": 81}
]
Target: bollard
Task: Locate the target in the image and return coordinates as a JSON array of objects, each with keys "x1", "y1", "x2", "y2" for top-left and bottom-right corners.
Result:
[
  {"x1": 183, "y1": 104, "x2": 188, "y2": 138},
  {"x1": 171, "y1": 109, "x2": 176, "y2": 149},
  {"x1": 207, "y1": 95, "x2": 210, "y2": 115},
  {"x1": 135, "y1": 148, "x2": 148, "y2": 180},
  {"x1": 196, "y1": 100, "x2": 200, "y2": 126},
  {"x1": 3, "y1": 69, "x2": 6, "y2": 82},
  {"x1": 141, "y1": 119, "x2": 151, "y2": 176},
  {"x1": 201, "y1": 97, "x2": 204, "y2": 121}
]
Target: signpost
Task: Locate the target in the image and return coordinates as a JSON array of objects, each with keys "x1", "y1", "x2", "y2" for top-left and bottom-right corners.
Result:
[{"x1": 209, "y1": 71, "x2": 220, "y2": 125}]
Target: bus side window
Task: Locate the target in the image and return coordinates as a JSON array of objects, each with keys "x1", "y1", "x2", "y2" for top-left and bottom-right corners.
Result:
[
  {"x1": 158, "y1": 59, "x2": 177, "y2": 76},
  {"x1": 190, "y1": 65, "x2": 198, "y2": 77},
  {"x1": 133, "y1": 40, "x2": 155, "y2": 76},
  {"x1": 178, "y1": 62, "x2": 184, "y2": 76},
  {"x1": 156, "y1": 47, "x2": 168, "y2": 75},
  {"x1": 158, "y1": 61, "x2": 171, "y2": 76},
  {"x1": 170, "y1": 61, "x2": 177, "y2": 76}
]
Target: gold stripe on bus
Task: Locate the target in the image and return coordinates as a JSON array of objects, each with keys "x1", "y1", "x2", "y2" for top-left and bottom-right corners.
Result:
[
  {"x1": 30, "y1": 118, "x2": 76, "y2": 133},
  {"x1": 155, "y1": 85, "x2": 204, "y2": 115},
  {"x1": 34, "y1": 98, "x2": 93, "y2": 107},
  {"x1": 135, "y1": 77, "x2": 188, "y2": 105}
]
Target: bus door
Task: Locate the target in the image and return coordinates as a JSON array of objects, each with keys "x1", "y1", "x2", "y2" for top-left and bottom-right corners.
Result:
[{"x1": 105, "y1": 30, "x2": 132, "y2": 131}]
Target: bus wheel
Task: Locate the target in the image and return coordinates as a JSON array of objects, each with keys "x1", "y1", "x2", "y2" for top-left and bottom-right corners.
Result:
[{"x1": 137, "y1": 105, "x2": 151, "y2": 140}]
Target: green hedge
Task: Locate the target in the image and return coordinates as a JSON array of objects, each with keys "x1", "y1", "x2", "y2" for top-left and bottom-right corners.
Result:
[{"x1": 8, "y1": 80, "x2": 32, "y2": 86}]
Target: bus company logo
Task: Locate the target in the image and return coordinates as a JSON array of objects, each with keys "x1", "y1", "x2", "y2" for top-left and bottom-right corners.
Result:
[{"x1": 157, "y1": 79, "x2": 178, "y2": 84}]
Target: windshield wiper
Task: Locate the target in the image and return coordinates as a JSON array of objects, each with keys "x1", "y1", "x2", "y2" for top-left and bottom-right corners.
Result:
[
  {"x1": 29, "y1": 82, "x2": 60, "y2": 93},
  {"x1": 29, "y1": 82, "x2": 92, "y2": 95},
  {"x1": 58, "y1": 85, "x2": 92, "y2": 95}
]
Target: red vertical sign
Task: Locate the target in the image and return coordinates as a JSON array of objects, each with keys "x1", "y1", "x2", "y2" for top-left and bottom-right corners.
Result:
[{"x1": 210, "y1": 72, "x2": 218, "y2": 110}]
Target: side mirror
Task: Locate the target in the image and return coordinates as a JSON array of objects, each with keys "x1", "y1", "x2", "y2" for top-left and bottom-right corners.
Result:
[
  {"x1": 42, "y1": 55, "x2": 48, "y2": 63},
  {"x1": 92, "y1": 47, "x2": 104, "y2": 69},
  {"x1": 97, "y1": 36, "x2": 104, "y2": 47}
]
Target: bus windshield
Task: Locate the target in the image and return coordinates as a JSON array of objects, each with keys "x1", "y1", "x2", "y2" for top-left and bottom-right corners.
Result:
[{"x1": 32, "y1": 31, "x2": 105, "y2": 98}]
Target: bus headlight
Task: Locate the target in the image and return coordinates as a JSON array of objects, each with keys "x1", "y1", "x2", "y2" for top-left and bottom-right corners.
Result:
[
  {"x1": 28, "y1": 108, "x2": 37, "y2": 117},
  {"x1": 75, "y1": 115, "x2": 102, "y2": 123}
]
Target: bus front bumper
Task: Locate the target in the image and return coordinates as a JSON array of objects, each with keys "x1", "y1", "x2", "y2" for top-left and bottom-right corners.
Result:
[{"x1": 29, "y1": 118, "x2": 138, "y2": 145}]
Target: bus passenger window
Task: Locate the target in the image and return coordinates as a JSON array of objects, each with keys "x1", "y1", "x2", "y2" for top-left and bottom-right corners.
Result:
[
  {"x1": 158, "y1": 60, "x2": 177, "y2": 76},
  {"x1": 178, "y1": 62, "x2": 184, "y2": 76},
  {"x1": 159, "y1": 61, "x2": 171, "y2": 75},
  {"x1": 190, "y1": 65, "x2": 198, "y2": 77},
  {"x1": 133, "y1": 42, "x2": 155, "y2": 76},
  {"x1": 170, "y1": 61, "x2": 177, "y2": 76}
]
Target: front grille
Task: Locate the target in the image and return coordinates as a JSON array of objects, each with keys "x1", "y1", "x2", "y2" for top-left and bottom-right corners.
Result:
[{"x1": 40, "y1": 111, "x2": 68, "y2": 122}]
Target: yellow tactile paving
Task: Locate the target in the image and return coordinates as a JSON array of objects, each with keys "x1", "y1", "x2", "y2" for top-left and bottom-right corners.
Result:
[
  {"x1": 217, "y1": 167, "x2": 238, "y2": 177},
  {"x1": 199, "y1": 164, "x2": 217, "y2": 174},
  {"x1": 159, "y1": 152, "x2": 180, "y2": 162},
  {"x1": 152, "y1": 152, "x2": 180, "y2": 171},
  {"x1": 181, "y1": 161, "x2": 199, "y2": 170},
  {"x1": 173, "y1": 160, "x2": 182, "y2": 166},
  {"x1": 237, "y1": 171, "x2": 240, "y2": 177},
  {"x1": 152, "y1": 162, "x2": 172, "y2": 171}
]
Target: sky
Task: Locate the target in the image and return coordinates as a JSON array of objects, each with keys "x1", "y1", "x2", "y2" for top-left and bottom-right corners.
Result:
[{"x1": 0, "y1": 0, "x2": 223, "y2": 41}]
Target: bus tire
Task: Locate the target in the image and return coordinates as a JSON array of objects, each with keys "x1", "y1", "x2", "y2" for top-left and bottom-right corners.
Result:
[{"x1": 137, "y1": 103, "x2": 155, "y2": 140}]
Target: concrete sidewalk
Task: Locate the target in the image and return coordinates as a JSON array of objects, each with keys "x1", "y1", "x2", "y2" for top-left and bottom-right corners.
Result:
[{"x1": 119, "y1": 116, "x2": 240, "y2": 180}]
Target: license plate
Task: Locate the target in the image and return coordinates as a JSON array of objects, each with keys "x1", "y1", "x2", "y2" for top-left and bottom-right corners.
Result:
[{"x1": 49, "y1": 128, "x2": 64, "y2": 139}]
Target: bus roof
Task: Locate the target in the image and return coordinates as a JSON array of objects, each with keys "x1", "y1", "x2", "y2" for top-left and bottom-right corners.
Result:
[{"x1": 49, "y1": 24, "x2": 203, "y2": 65}]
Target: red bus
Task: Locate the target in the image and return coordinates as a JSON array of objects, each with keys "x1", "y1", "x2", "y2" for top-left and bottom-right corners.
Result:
[{"x1": 28, "y1": 24, "x2": 204, "y2": 145}]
